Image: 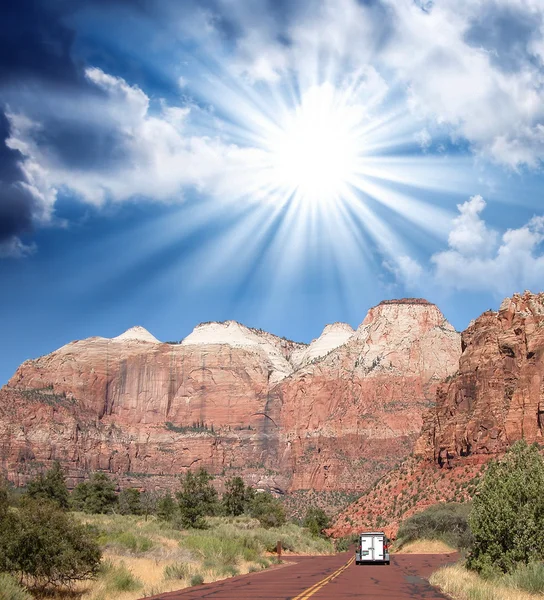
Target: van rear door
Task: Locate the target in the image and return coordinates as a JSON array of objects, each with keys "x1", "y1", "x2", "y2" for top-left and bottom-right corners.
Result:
[
  {"x1": 373, "y1": 536, "x2": 385, "y2": 561},
  {"x1": 360, "y1": 536, "x2": 373, "y2": 560}
]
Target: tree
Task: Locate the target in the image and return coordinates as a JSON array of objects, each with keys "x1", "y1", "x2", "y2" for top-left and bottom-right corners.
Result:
[
  {"x1": 157, "y1": 493, "x2": 177, "y2": 521},
  {"x1": 249, "y1": 492, "x2": 286, "y2": 528},
  {"x1": 303, "y1": 507, "x2": 330, "y2": 538},
  {"x1": 27, "y1": 462, "x2": 69, "y2": 510},
  {"x1": 118, "y1": 488, "x2": 142, "y2": 515},
  {"x1": 70, "y1": 473, "x2": 117, "y2": 514},
  {"x1": 177, "y1": 469, "x2": 218, "y2": 529},
  {"x1": 222, "y1": 477, "x2": 249, "y2": 517},
  {"x1": 0, "y1": 498, "x2": 101, "y2": 587},
  {"x1": 467, "y1": 440, "x2": 544, "y2": 576}
]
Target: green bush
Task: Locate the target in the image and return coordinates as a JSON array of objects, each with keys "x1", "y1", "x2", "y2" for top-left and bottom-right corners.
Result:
[
  {"x1": 303, "y1": 507, "x2": 330, "y2": 538},
  {"x1": 335, "y1": 534, "x2": 358, "y2": 552},
  {"x1": 26, "y1": 462, "x2": 69, "y2": 510},
  {"x1": 248, "y1": 492, "x2": 286, "y2": 529},
  {"x1": 190, "y1": 573, "x2": 204, "y2": 586},
  {"x1": 0, "y1": 573, "x2": 32, "y2": 600},
  {"x1": 397, "y1": 502, "x2": 472, "y2": 550},
  {"x1": 157, "y1": 493, "x2": 177, "y2": 521},
  {"x1": 467, "y1": 441, "x2": 544, "y2": 575},
  {"x1": 118, "y1": 488, "x2": 142, "y2": 515},
  {"x1": 97, "y1": 530, "x2": 154, "y2": 554},
  {"x1": 71, "y1": 472, "x2": 118, "y2": 514},
  {"x1": 0, "y1": 498, "x2": 101, "y2": 586},
  {"x1": 503, "y1": 561, "x2": 544, "y2": 594},
  {"x1": 103, "y1": 562, "x2": 142, "y2": 592},
  {"x1": 222, "y1": 477, "x2": 253, "y2": 517},
  {"x1": 177, "y1": 469, "x2": 219, "y2": 529},
  {"x1": 163, "y1": 562, "x2": 191, "y2": 580}
]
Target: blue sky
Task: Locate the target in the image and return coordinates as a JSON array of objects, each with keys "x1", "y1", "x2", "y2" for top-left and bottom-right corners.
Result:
[{"x1": 1, "y1": 0, "x2": 544, "y2": 384}]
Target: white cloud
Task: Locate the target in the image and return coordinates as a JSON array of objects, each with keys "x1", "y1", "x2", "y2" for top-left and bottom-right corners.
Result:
[
  {"x1": 6, "y1": 68, "x2": 243, "y2": 207},
  {"x1": 224, "y1": 0, "x2": 544, "y2": 169},
  {"x1": 394, "y1": 195, "x2": 544, "y2": 295}
]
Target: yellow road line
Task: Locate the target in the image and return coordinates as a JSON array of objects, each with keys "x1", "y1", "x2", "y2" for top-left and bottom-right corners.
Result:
[{"x1": 292, "y1": 556, "x2": 355, "y2": 600}]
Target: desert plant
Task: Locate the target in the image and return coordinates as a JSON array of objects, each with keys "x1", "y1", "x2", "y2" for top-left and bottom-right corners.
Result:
[
  {"x1": 0, "y1": 498, "x2": 101, "y2": 587},
  {"x1": 71, "y1": 472, "x2": 118, "y2": 514},
  {"x1": 303, "y1": 507, "x2": 330, "y2": 538},
  {"x1": 222, "y1": 477, "x2": 250, "y2": 517},
  {"x1": 502, "y1": 561, "x2": 544, "y2": 594},
  {"x1": 157, "y1": 493, "x2": 177, "y2": 521},
  {"x1": 26, "y1": 462, "x2": 69, "y2": 510},
  {"x1": 163, "y1": 562, "x2": 191, "y2": 580},
  {"x1": 248, "y1": 492, "x2": 285, "y2": 529},
  {"x1": 0, "y1": 573, "x2": 32, "y2": 600},
  {"x1": 118, "y1": 487, "x2": 142, "y2": 515},
  {"x1": 397, "y1": 502, "x2": 472, "y2": 550},
  {"x1": 467, "y1": 440, "x2": 544, "y2": 575},
  {"x1": 177, "y1": 468, "x2": 219, "y2": 529},
  {"x1": 190, "y1": 573, "x2": 204, "y2": 586}
]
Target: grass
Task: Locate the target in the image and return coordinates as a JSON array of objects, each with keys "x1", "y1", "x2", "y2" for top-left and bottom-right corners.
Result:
[
  {"x1": 393, "y1": 539, "x2": 456, "y2": 554},
  {"x1": 55, "y1": 513, "x2": 334, "y2": 600},
  {"x1": 430, "y1": 564, "x2": 544, "y2": 600},
  {"x1": 0, "y1": 573, "x2": 33, "y2": 600}
]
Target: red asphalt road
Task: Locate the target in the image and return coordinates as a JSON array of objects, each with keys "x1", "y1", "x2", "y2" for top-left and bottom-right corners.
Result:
[{"x1": 144, "y1": 552, "x2": 457, "y2": 600}]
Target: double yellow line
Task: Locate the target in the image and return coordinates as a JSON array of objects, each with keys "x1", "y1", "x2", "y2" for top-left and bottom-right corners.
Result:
[{"x1": 292, "y1": 556, "x2": 355, "y2": 600}]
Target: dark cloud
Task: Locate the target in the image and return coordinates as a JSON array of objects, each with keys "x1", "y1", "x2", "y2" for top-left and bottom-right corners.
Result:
[
  {"x1": 33, "y1": 116, "x2": 132, "y2": 172},
  {"x1": 0, "y1": 111, "x2": 39, "y2": 255}
]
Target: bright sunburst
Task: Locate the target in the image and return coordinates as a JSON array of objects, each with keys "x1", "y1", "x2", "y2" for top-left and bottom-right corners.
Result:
[{"x1": 267, "y1": 84, "x2": 362, "y2": 203}]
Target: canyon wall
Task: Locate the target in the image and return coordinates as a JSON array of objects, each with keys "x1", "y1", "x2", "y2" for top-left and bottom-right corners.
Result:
[{"x1": 0, "y1": 299, "x2": 461, "y2": 493}]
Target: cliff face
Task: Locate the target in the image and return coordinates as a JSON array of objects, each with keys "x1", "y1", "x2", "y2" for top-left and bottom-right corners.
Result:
[
  {"x1": 278, "y1": 300, "x2": 461, "y2": 491},
  {"x1": 416, "y1": 291, "x2": 544, "y2": 466},
  {"x1": 0, "y1": 301, "x2": 461, "y2": 493},
  {"x1": 330, "y1": 291, "x2": 544, "y2": 538}
]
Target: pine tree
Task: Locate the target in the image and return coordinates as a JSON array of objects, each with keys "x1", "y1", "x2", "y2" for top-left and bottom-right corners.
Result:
[
  {"x1": 222, "y1": 476, "x2": 247, "y2": 516},
  {"x1": 177, "y1": 468, "x2": 218, "y2": 528},
  {"x1": 27, "y1": 461, "x2": 70, "y2": 510}
]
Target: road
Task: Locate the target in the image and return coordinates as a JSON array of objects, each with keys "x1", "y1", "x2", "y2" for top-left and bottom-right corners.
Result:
[{"x1": 144, "y1": 552, "x2": 456, "y2": 599}]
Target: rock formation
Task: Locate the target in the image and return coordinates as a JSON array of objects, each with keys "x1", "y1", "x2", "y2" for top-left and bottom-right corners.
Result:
[
  {"x1": 330, "y1": 291, "x2": 544, "y2": 537},
  {"x1": 0, "y1": 300, "x2": 461, "y2": 495}
]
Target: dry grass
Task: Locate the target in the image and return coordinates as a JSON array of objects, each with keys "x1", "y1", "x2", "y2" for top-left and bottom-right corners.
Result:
[
  {"x1": 31, "y1": 514, "x2": 332, "y2": 600},
  {"x1": 430, "y1": 564, "x2": 544, "y2": 600},
  {"x1": 395, "y1": 539, "x2": 456, "y2": 554}
]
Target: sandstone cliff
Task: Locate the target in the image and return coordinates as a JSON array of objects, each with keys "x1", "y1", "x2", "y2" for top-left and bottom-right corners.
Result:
[
  {"x1": 0, "y1": 300, "x2": 461, "y2": 495},
  {"x1": 330, "y1": 291, "x2": 544, "y2": 537}
]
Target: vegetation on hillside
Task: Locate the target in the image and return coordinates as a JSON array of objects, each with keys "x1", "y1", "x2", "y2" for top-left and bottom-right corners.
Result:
[{"x1": 0, "y1": 463, "x2": 334, "y2": 599}]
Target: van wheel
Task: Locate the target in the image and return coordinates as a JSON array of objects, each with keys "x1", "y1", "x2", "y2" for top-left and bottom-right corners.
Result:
[{"x1": 386, "y1": 561, "x2": 390, "y2": 565}]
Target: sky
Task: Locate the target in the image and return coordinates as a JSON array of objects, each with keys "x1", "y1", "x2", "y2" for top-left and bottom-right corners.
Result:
[{"x1": 1, "y1": 0, "x2": 544, "y2": 385}]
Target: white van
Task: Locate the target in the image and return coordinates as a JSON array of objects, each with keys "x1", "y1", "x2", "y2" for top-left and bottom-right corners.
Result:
[{"x1": 355, "y1": 531, "x2": 390, "y2": 565}]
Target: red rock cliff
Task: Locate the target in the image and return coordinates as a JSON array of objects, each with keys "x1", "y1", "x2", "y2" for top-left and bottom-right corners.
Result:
[{"x1": 0, "y1": 301, "x2": 461, "y2": 493}]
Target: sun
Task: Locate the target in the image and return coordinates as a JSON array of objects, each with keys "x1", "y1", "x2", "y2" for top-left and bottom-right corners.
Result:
[{"x1": 267, "y1": 83, "x2": 363, "y2": 203}]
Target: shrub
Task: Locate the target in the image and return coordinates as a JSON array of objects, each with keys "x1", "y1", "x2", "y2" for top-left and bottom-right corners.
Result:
[
  {"x1": 397, "y1": 502, "x2": 472, "y2": 550},
  {"x1": 467, "y1": 440, "x2": 544, "y2": 575},
  {"x1": 335, "y1": 534, "x2": 358, "y2": 552},
  {"x1": 303, "y1": 507, "x2": 330, "y2": 538},
  {"x1": 503, "y1": 561, "x2": 544, "y2": 594},
  {"x1": 118, "y1": 488, "x2": 142, "y2": 515},
  {"x1": 157, "y1": 493, "x2": 177, "y2": 521},
  {"x1": 248, "y1": 492, "x2": 286, "y2": 529},
  {"x1": 0, "y1": 574, "x2": 32, "y2": 600},
  {"x1": 71, "y1": 472, "x2": 118, "y2": 514},
  {"x1": 103, "y1": 562, "x2": 142, "y2": 592},
  {"x1": 0, "y1": 498, "x2": 102, "y2": 586},
  {"x1": 190, "y1": 573, "x2": 204, "y2": 586},
  {"x1": 177, "y1": 469, "x2": 219, "y2": 529},
  {"x1": 164, "y1": 562, "x2": 191, "y2": 580},
  {"x1": 26, "y1": 462, "x2": 69, "y2": 510},
  {"x1": 222, "y1": 477, "x2": 250, "y2": 517}
]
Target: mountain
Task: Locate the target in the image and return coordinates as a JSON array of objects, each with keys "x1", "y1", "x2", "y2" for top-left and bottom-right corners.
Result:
[
  {"x1": 0, "y1": 299, "x2": 460, "y2": 495},
  {"x1": 330, "y1": 291, "x2": 544, "y2": 538}
]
